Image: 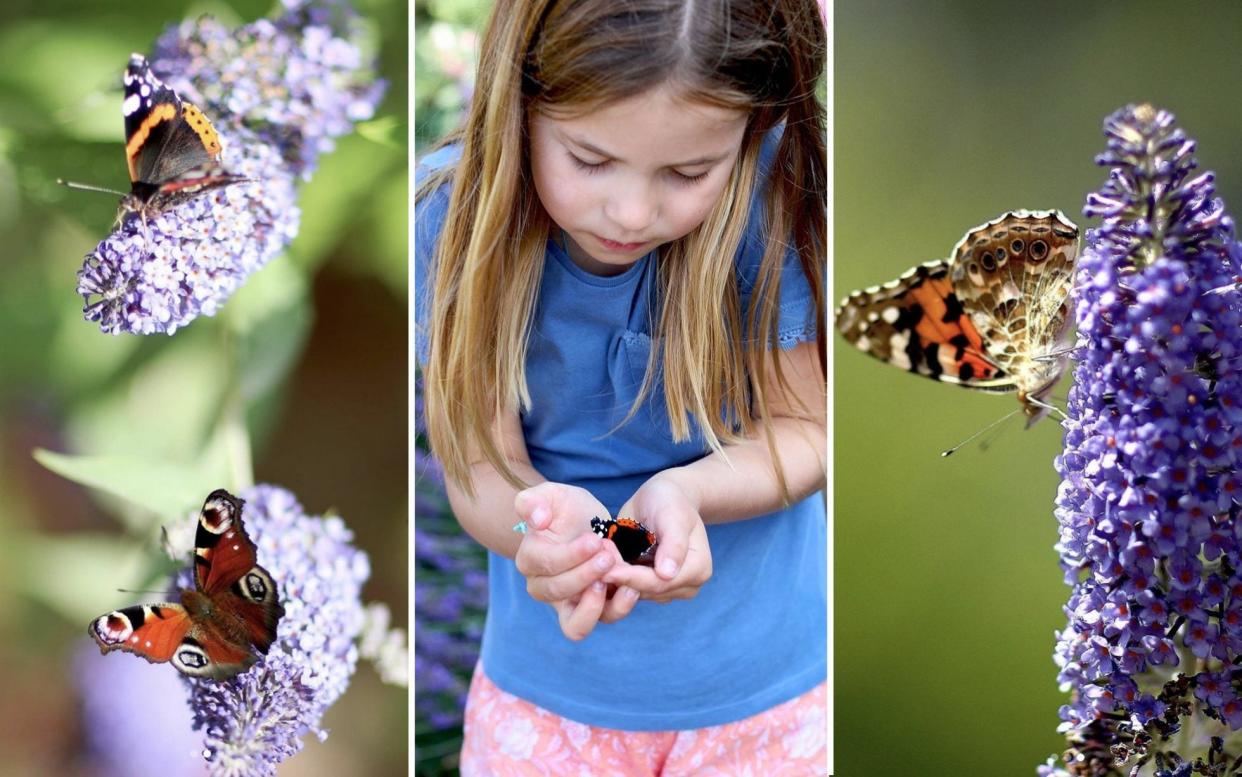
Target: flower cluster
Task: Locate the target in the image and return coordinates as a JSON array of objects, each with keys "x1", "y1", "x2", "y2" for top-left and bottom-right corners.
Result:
[
  {"x1": 76, "y1": 0, "x2": 385, "y2": 335},
  {"x1": 77, "y1": 127, "x2": 298, "y2": 335},
  {"x1": 414, "y1": 372, "x2": 487, "y2": 742},
  {"x1": 151, "y1": 0, "x2": 385, "y2": 178},
  {"x1": 1047, "y1": 104, "x2": 1242, "y2": 775},
  {"x1": 183, "y1": 484, "x2": 370, "y2": 777}
]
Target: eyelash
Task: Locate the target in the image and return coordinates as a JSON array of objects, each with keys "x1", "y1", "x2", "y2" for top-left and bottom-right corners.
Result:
[{"x1": 567, "y1": 153, "x2": 709, "y2": 185}]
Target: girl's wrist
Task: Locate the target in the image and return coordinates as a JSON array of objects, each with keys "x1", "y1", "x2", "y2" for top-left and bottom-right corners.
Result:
[{"x1": 651, "y1": 466, "x2": 704, "y2": 513}]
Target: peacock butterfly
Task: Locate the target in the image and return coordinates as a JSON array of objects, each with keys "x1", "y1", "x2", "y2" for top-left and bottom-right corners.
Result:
[{"x1": 88, "y1": 489, "x2": 285, "y2": 681}]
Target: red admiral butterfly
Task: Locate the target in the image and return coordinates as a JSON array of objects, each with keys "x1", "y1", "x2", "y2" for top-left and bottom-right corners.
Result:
[
  {"x1": 60, "y1": 54, "x2": 246, "y2": 223},
  {"x1": 590, "y1": 516, "x2": 658, "y2": 565},
  {"x1": 88, "y1": 489, "x2": 285, "y2": 681}
]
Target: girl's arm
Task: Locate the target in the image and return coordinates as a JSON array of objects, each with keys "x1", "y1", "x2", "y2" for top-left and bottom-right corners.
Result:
[
  {"x1": 444, "y1": 408, "x2": 639, "y2": 640},
  {"x1": 442, "y1": 406, "x2": 545, "y2": 558},
  {"x1": 654, "y1": 338, "x2": 827, "y2": 524},
  {"x1": 605, "y1": 339, "x2": 824, "y2": 599}
]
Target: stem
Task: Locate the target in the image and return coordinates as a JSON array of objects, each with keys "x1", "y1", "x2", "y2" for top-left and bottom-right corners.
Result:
[{"x1": 220, "y1": 319, "x2": 254, "y2": 492}]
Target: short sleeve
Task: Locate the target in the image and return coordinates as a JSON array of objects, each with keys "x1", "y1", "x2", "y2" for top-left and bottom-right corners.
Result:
[
  {"x1": 414, "y1": 145, "x2": 462, "y2": 365},
  {"x1": 735, "y1": 128, "x2": 822, "y2": 350}
]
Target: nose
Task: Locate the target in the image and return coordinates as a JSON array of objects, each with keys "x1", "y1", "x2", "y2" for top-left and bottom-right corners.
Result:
[{"x1": 604, "y1": 179, "x2": 657, "y2": 236}]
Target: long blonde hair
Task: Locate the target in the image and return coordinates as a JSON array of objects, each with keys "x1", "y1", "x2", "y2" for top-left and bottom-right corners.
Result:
[{"x1": 419, "y1": 0, "x2": 826, "y2": 498}]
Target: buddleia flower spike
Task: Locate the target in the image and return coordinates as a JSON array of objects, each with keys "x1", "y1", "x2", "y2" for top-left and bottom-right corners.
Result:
[{"x1": 1042, "y1": 104, "x2": 1242, "y2": 776}]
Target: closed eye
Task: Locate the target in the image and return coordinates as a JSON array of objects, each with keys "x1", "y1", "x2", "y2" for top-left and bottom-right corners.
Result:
[
  {"x1": 568, "y1": 152, "x2": 609, "y2": 174},
  {"x1": 671, "y1": 169, "x2": 710, "y2": 185}
]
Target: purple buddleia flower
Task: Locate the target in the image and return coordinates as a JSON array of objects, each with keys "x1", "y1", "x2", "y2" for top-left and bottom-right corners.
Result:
[
  {"x1": 77, "y1": 127, "x2": 298, "y2": 335},
  {"x1": 1046, "y1": 104, "x2": 1242, "y2": 775},
  {"x1": 182, "y1": 484, "x2": 370, "y2": 776},
  {"x1": 414, "y1": 370, "x2": 487, "y2": 755},
  {"x1": 151, "y1": 0, "x2": 385, "y2": 178},
  {"x1": 75, "y1": 0, "x2": 384, "y2": 335}
]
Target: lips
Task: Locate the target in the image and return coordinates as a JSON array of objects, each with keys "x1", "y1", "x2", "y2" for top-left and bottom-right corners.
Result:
[{"x1": 595, "y1": 234, "x2": 648, "y2": 252}]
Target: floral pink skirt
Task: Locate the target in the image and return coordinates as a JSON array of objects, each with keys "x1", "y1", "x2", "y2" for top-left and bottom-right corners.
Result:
[{"x1": 460, "y1": 663, "x2": 827, "y2": 776}]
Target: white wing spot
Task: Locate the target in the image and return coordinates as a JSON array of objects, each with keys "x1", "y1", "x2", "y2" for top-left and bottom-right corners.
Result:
[
  {"x1": 130, "y1": 635, "x2": 139, "y2": 643},
  {"x1": 140, "y1": 84, "x2": 151, "y2": 97},
  {"x1": 881, "y1": 307, "x2": 900, "y2": 324},
  {"x1": 888, "y1": 333, "x2": 911, "y2": 369},
  {"x1": 145, "y1": 641, "x2": 152, "y2": 648},
  {"x1": 232, "y1": 544, "x2": 240, "y2": 551}
]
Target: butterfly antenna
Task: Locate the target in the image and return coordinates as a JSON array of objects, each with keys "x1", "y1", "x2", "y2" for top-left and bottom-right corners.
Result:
[
  {"x1": 57, "y1": 178, "x2": 127, "y2": 197},
  {"x1": 1026, "y1": 394, "x2": 1069, "y2": 422},
  {"x1": 115, "y1": 588, "x2": 173, "y2": 596},
  {"x1": 1034, "y1": 343, "x2": 1079, "y2": 363},
  {"x1": 941, "y1": 407, "x2": 1023, "y2": 457}
]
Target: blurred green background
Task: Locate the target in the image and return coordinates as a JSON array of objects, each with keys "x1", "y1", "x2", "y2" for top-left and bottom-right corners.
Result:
[
  {"x1": 835, "y1": 1, "x2": 1242, "y2": 774},
  {"x1": 0, "y1": 0, "x2": 408, "y2": 774}
]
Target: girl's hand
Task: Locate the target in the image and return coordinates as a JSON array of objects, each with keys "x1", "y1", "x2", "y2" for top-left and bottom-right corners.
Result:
[
  {"x1": 605, "y1": 471, "x2": 713, "y2": 604},
  {"x1": 513, "y1": 482, "x2": 629, "y2": 640}
]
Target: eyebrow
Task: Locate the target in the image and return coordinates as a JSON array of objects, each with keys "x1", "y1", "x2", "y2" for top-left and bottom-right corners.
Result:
[{"x1": 563, "y1": 132, "x2": 730, "y2": 168}]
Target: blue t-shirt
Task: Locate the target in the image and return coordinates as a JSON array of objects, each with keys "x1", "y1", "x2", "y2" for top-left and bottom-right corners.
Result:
[{"x1": 415, "y1": 136, "x2": 826, "y2": 731}]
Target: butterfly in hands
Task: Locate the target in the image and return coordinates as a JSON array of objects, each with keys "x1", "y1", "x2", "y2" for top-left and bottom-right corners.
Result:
[
  {"x1": 591, "y1": 516, "x2": 658, "y2": 565},
  {"x1": 88, "y1": 489, "x2": 285, "y2": 681},
  {"x1": 835, "y1": 210, "x2": 1080, "y2": 427}
]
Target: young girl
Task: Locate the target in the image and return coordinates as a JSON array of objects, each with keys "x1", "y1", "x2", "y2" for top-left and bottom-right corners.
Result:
[{"x1": 416, "y1": 0, "x2": 826, "y2": 772}]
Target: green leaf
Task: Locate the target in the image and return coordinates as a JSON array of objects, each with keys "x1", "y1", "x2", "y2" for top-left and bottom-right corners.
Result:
[
  {"x1": 11, "y1": 531, "x2": 177, "y2": 624},
  {"x1": 355, "y1": 115, "x2": 405, "y2": 150},
  {"x1": 65, "y1": 324, "x2": 225, "y2": 461},
  {"x1": 226, "y1": 257, "x2": 313, "y2": 403},
  {"x1": 291, "y1": 132, "x2": 404, "y2": 271},
  {"x1": 33, "y1": 448, "x2": 224, "y2": 529}
]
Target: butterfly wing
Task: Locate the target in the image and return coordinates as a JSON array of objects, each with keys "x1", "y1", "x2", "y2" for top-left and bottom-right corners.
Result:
[
  {"x1": 89, "y1": 602, "x2": 192, "y2": 664},
  {"x1": 836, "y1": 259, "x2": 1013, "y2": 389},
  {"x1": 193, "y1": 490, "x2": 285, "y2": 656},
  {"x1": 948, "y1": 210, "x2": 1079, "y2": 416},
  {"x1": 948, "y1": 210, "x2": 1079, "y2": 365},
  {"x1": 123, "y1": 54, "x2": 221, "y2": 186}
]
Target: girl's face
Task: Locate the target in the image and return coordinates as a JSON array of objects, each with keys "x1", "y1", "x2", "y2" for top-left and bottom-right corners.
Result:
[{"x1": 529, "y1": 84, "x2": 749, "y2": 276}]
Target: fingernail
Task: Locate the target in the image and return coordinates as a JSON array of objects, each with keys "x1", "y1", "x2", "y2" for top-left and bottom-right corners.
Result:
[
  {"x1": 531, "y1": 506, "x2": 549, "y2": 526},
  {"x1": 595, "y1": 553, "x2": 613, "y2": 571},
  {"x1": 591, "y1": 581, "x2": 606, "y2": 593},
  {"x1": 621, "y1": 586, "x2": 639, "y2": 601},
  {"x1": 659, "y1": 558, "x2": 678, "y2": 578}
]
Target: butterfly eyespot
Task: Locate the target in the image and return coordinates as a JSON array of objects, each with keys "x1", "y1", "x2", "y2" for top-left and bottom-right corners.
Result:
[
  {"x1": 1030, "y1": 240, "x2": 1049, "y2": 261},
  {"x1": 244, "y1": 572, "x2": 268, "y2": 599},
  {"x1": 1010, "y1": 239, "x2": 1025, "y2": 254},
  {"x1": 175, "y1": 646, "x2": 209, "y2": 670},
  {"x1": 981, "y1": 252, "x2": 997, "y2": 271}
]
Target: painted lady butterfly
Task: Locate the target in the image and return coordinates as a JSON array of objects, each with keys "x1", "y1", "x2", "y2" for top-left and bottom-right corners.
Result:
[{"x1": 835, "y1": 209, "x2": 1080, "y2": 427}]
